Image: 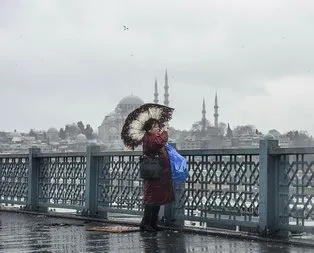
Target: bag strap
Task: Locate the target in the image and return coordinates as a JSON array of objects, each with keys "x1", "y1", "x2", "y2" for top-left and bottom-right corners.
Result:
[
  {"x1": 143, "y1": 154, "x2": 159, "y2": 159},
  {"x1": 143, "y1": 147, "x2": 162, "y2": 159}
]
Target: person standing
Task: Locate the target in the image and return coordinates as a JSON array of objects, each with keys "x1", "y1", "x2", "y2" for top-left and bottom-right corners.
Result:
[{"x1": 140, "y1": 118, "x2": 174, "y2": 232}]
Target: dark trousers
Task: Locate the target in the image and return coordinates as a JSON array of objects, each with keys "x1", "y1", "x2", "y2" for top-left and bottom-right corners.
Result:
[{"x1": 141, "y1": 205, "x2": 160, "y2": 227}]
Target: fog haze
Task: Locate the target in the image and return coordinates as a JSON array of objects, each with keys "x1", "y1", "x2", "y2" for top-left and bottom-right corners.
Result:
[{"x1": 1, "y1": 0, "x2": 314, "y2": 135}]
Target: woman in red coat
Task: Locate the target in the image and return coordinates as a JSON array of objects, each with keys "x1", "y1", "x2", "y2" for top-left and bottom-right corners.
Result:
[{"x1": 140, "y1": 118, "x2": 174, "y2": 232}]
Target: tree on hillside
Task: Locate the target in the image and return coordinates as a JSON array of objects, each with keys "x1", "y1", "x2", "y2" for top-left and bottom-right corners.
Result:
[
  {"x1": 191, "y1": 121, "x2": 202, "y2": 132},
  {"x1": 233, "y1": 125, "x2": 256, "y2": 136},
  {"x1": 60, "y1": 121, "x2": 95, "y2": 140},
  {"x1": 77, "y1": 121, "x2": 85, "y2": 134},
  {"x1": 65, "y1": 124, "x2": 81, "y2": 139},
  {"x1": 191, "y1": 120, "x2": 210, "y2": 132},
  {"x1": 283, "y1": 130, "x2": 313, "y2": 146},
  {"x1": 85, "y1": 124, "x2": 94, "y2": 139},
  {"x1": 29, "y1": 129, "x2": 37, "y2": 139}
]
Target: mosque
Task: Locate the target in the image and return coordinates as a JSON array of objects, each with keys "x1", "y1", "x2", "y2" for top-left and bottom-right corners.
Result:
[{"x1": 97, "y1": 70, "x2": 221, "y2": 150}]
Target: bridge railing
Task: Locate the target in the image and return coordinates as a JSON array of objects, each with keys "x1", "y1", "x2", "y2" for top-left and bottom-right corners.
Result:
[
  {"x1": 1, "y1": 139, "x2": 314, "y2": 236},
  {"x1": 0, "y1": 154, "x2": 29, "y2": 206},
  {"x1": 269, "y1": 145, "x2": 314, "y2": 235},
  {"x1": 176, "y1": 148, "x2": 260, "y2": 232}
]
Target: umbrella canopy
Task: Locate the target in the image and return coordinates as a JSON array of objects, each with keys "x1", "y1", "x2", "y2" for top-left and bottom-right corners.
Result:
[{"x1": 121, "y1": 103, "x2": 174, "y2": 148}]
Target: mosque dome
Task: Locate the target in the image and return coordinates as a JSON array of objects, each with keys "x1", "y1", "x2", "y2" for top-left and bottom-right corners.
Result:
[
  {"x1": 47, "y1": 127, "x2": 58, "y2": 133},
  {"x1": 117, "y1": 95, "x2": 145, "y2": 117},
  {"x1": 118, "y1": 95, "x2": 144, "y2": 106},
  {"x1": 46, "y1": 127, "x2": 59, "y2": 141},
  {"x1": 264, "y1": 134, "x2": 276, "y2": 140}
]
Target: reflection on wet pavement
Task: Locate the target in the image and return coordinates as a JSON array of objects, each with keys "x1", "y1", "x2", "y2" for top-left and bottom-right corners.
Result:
[{"x1": 0, "y1": 212, "x2": 313, "y2": 253}]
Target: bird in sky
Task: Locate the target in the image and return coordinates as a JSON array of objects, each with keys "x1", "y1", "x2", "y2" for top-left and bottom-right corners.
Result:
[{"x1": 123, "y1": 25, "x2": 129, "y2": 31}]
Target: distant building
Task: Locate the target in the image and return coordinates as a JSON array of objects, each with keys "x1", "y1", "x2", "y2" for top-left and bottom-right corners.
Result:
[
  {"x1": 46, "y1": 127, "x2": 59, "y2": 142},
  {"x1": 176, "y1": 93, "x2": 223, "y2": 149},
  {"x1": 98, "y1": 95, "x2": 145, "y2": 150},
  {"x1": 97, "y1": 70, "x2": 173, "y2": 150},
  {"x1": 11, "y1": 131, "x2": 23, "y2": 143},
  {"x1": 0, "y1": 69, "x2": 307, "y2": 154}
]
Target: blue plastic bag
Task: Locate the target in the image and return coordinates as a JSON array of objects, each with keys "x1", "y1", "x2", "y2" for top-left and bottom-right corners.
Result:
[{"x1": 165, "y1": 144, "x2": 189, "y2": 184}]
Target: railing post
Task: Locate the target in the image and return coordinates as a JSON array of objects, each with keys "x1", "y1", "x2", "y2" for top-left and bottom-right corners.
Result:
[
  {"x1": 173, "y1": 183, "x2": 185, "y2": 226},
  {"x1": 27, "y1": 147, "x2": 42, "y2": 211},
  {"x1": 84, "y1": 145, "x2": 100, "y2": 217},
  {"x1": 259, "y1": 137, "x2": 281, "y2": 236},
  {"x1": 278, "y1": 151, "x2": 289, "y2": 236},
  {"x1": 98, "y1": 155, "x2": 109, "y2": 219},
  {"x1": 162, "y1": 201, "x2": 174, "y2": 226}
]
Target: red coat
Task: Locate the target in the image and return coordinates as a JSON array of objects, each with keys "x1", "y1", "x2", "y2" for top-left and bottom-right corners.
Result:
[{"x1": 142, "y1": 131, "x2": 174, "y2": 205}]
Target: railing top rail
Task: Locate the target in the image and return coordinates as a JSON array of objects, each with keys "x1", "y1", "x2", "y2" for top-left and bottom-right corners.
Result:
[
  {"x1": 4, "y1": 147, "x2": 314, "y2": 158},
  {"x1": 0, "y1": 153, "x2": 28, "y2": 158},
  {"x1": 179, "y1": 148, "x2": 260, "y2": 156},
  {"x1": 96, "y1": 151, "x2": 142, "y2": 156},
  {"x1": 35, "y1": 152, "x2": 86, "y2": 158},
  {"x1": 0, "y1": 148, "x2": 261, "y2": 159},
  {"x1": 270, "y1": 147, "x2": 314, "y2": 155},
  {"x1": 94, "y1": 148, "x2": 260, "y2": 157}
]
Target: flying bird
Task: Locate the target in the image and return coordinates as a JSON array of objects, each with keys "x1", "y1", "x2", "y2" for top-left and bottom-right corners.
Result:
[{"x1": 123, "y1": 25, "x2": 129, "y2": 31}]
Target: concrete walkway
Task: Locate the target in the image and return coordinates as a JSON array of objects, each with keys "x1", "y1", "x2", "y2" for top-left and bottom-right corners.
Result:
[{"x1": 0, "y1": 211, "x2": 313, "y2": 253}]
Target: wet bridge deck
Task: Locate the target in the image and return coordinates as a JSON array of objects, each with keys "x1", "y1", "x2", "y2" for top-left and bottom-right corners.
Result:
[{"x1": 0, "y1": 211, "x2": 313, "y2": 253}]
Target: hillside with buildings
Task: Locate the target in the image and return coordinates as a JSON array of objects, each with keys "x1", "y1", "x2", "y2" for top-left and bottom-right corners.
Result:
[{"x1": 1, "y1": 70, "x2": 313, "y2": 154}]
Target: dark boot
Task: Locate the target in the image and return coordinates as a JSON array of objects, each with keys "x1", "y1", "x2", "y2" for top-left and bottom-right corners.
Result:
[
  {"x1": 151, "y1": 205, "x2": 162, "y2": 231},
  {"x1": 140, "y1": 205, "x2": 155, "y2": 232}
]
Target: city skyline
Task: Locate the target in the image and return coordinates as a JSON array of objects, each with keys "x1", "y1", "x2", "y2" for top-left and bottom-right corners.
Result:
[
  {"x1": 1, "y1": 1, "x2": 314, "y2": 135},
  {"x1": 1, "y1": 89, "x2": 312, "y2": 138}
]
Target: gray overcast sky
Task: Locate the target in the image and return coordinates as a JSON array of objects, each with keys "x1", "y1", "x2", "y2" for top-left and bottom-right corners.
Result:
[{"x1": 1, "y1": 0, "x2": 314, "y2": 135}]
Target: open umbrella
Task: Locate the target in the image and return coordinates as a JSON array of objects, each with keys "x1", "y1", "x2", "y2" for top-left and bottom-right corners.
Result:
[{"x1": 121, "y1": 103, "x2": 174, "y2": 148}]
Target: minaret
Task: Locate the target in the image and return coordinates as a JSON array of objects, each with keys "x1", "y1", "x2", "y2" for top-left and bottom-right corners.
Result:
[
  {"x1": 201, "y1": 98, "x2": 207, "y2": 132},
  {"x1": 164, "y1": 69, "x2": 169, "y2": 106},
  {"x1": 214, "y1": 92, "x2": 219, "y2": 128},
  {"x1": 153, "y1": 78, "x2": 159, "y2": 104}
]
